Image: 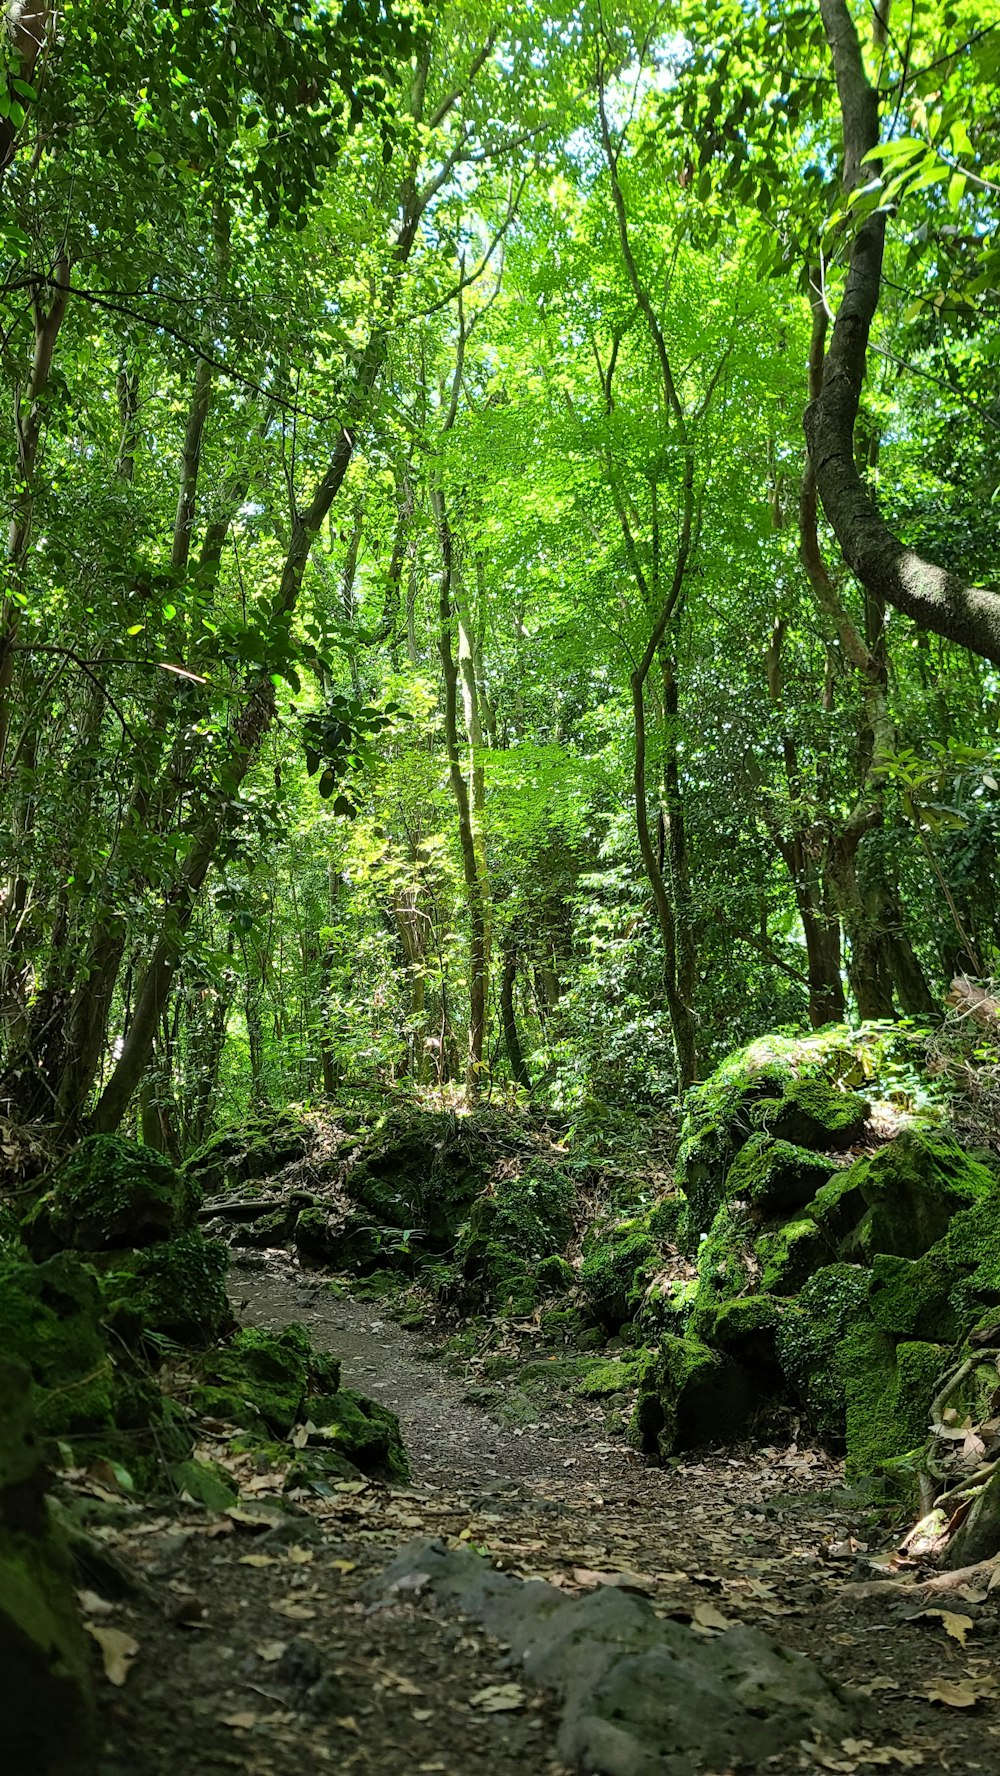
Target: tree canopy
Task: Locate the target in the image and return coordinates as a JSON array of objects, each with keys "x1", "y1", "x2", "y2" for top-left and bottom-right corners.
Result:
[{"x1": 0, "y1": 0, "x2": 998, "y2": 1137}]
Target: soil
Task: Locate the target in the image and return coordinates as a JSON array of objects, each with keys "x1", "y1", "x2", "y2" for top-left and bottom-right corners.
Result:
[{"x1": 91, "y1": 1254, "x2": 1000, "y2": 1776}]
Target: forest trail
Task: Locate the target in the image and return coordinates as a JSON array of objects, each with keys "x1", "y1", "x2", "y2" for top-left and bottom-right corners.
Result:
[{"x1": 92, "y1": 1256, "x2": 1000, "y2": 1776}]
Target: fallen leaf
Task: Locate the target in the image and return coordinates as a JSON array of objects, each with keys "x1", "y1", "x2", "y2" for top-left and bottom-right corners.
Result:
[
  {"x1": 239, "y1": 1553, "x2": 279, "y2": 1568},
  {"x1": 222, "y1": 1712, "x2": 258, "y2": 1730},
  {"x1": 925, "y1": 1677, "x2": 982, "y2": 1708},
  {"x1": 76, "y1": 1589, "x2": 114, "y2": 1616},
  {"x1": 255, "y1": 1641, "x2": 288, "y2": 1663},
  {"x1": 329, "y1": 1558, "x2": 357, "y2": 1575},
  {"x1": 850, "y1": 1677, "x2": 899, "y2": 1697},
  {"x1": 287, "y1": 1545, "x2": 313, "y2": 1565},
  {"x1": 85, "y1": 1624, "x2": 139, "y2": 1687},
  {"x1": 469, "y1": 1682, "x2": 526, "y2": 1713},
  {"x1": 910, "y1": 1607, "x2": 974, "y2": 1646},
  {"x1": 571, "y1": 1567, "x2": 655, "y2": 1593},
  {"x1": 271, "y1": 1599, "x2": 317, "y2": 1621},
  {"x1": 334, "y1": 1715, "x2": 361, "y2": 1733},
  {"x1": 691, "y1": 1602, "x2": 732, "y2": 1633}
]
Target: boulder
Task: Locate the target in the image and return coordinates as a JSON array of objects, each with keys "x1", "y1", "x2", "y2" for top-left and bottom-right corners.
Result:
[
  {"x1": 629, "y1": 1335, "x2": 757, "y2": 1458},
  {"x1": 724, "y1": 1135, "x2": 837, "y2": 1218},
  {"x1": 0, "y1": 1253, "x2": 115, "y2": 1438},
  {"x1": 580, "y1": 1219, "x2": 659, "y2": 1332},
  {"x1": 22, "y1": 1135, "x2": 197, "y2": 1257}
]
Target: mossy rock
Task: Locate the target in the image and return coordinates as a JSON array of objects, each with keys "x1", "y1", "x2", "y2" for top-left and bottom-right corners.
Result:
[
  {"x1": 580, "y1": 1221, "x2": 659, "y2": 1332},
  {"x1": 456, "y1": 1163, "x2": 576, "y2": 1313},
  {"x1": 99, "y1": 1230, "x2": 231, "y2": 1349},
  {"x1": 807, "y1": 1168, "x2": 870, "y2": 1246},
  {"x1": 775, "y1": 1264, "x2": 871, "y2": 1445},
  {"x1": 675, "y1": 1046, "x2": 868, "y2": 1241},
  {"x1": 756, "y1": 1217, "x2": 835, "y2": 1296},
  {"x1": 688, "y1": 1204, "x2": 755, "y2": 1339},
  {"x1": 867, "y1": 1192, "x2": 1000, "y2": 1343},
  {"x1": 725, "y1": 1136, "x2": 837, "y2": 1219},
  {"x1": 634, "y1": 1276, "x2": 698, "y2": 1342},
  {"x1": 192, "y1": 1324, "x2": 321, "y2": 1436},
  {"x1": 704, "y1": 1295, "x2": 783, "y2": 1370},
  {"x1": 305, "y1": 1389, "x2": 408, "y2": 1482},
  {"x1": 842, "y1": 1128, "x2": 996, "y2": 1260},
  {"x1": 539, "y1": 1306, "x2": 605, "y2": 1349},
  {"x1": 645, "y1": 1194, "x2": 687, "y2": 1241},
  {"x1": 749, "y1": 1081, "x2": 869, "y2": 1152},
  {"x1": 22, "y1": 1136, "x2": 197, "y2": 1258},
  {"x1": 0, "y1": 1359, "x2": 98, "y2": 1775},
  {"x1": 629, "y1": 1335, "x2": 758, "y2": 1458},
  {"x1": 842, "y1": 1325, "x2": 945, "y2": 1487},
  {"x1": 185, "y1": 1113, "x2": 310, "y2": 1195},
  {"x1": 347, "y1": 1110, "x2": 494, "y2": 1244},
  {"x1": 293, "y1": 1205, "x2": 398, "y2": 1273},
  {"x1": 0, "y1": 1253, "x2": 115, "y2": 1438}
]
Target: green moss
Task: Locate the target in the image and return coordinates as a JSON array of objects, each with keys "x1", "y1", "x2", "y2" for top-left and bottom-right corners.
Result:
[
  {"x1": 843, "y1": 1128, "x2": 996, "y2": 1260},
  {"x1": 688, "y1": 1204, "x2": 754, "y2": 1338},
  {"x1": 539, "y1": 1306, "x2": 604, "y2": 1348},
  {"x1": 536, "y1": 1254, "x2": 575, "y2": 1293},
  {"x1": 750, "y1": 1080, "x2": 869, "y2": 1151},
  {"x1": 573, "y1": 1355, "x2": 648, "y2": 1397},
  {"x1": 455, "y1": 1162, "x2": 576, "y2": 1313},
  {"x1": 776, "y1": 1263, "x2": 871, "y2": 1443},
  {"x1": 843, "y1": 1328, "x2": 945, "y2": 1487},
  {"x1": 634, "y1": 1276, "x2": 698, "y2": 1341},
  {"x1": 0, "y1": 1253, "x2": 115, "y2": 1437},
  {"x1": 99, "y1": 1230, "x2": 230, "y2": 1349},
  {"x1": 756, "y1": 1217, "x2": 834, "y2": 1296},
  {"x1": 645, "y1": 1195, "x2": 686, "y2": 1241},
  {"x1": 305, "y1": 1389, "x2": 408, "y2": 1482},
  {"x1": 629, "y1": 1335, "x2": 752, "y2": 1458},
  {"x1": 708, "y1": 1294, "x2": 782, "y2": 1357},
  {"x1": 23, "y1": 1136, "x2": 197, "y2": 1257},
  {"x1": 725, "y1": 1136, "x2": 836, "y2": 1217},
  {"x1": 868, "y1": 1251, "x2": 961, "y2": 1341},
  {"x1": 807, "y1": 1168, "x2": 869, "y2": 1246},
  {"x1": 192, "y1": 1324, "x2": 315, "y2": 1435},
  {"x1": 579, "y1": 1221, "x2": 658, "y2": 1331},
  {"x1": 185, "y1": 1113, "x2": 309, "y2": 1195}
]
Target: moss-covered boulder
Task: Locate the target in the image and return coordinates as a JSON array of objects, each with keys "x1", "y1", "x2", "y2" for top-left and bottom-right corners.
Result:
[
  {"x1": 675, "y1": 1045, "x2": 869, "y2": 1241},
  {"x1": 752, "y1": 1081, "x2": 868, "y2": 1152},
  {"x1": 0, "y1": 1359, "x2": 98, "y2": 1775},
  {"x1": 0, "y1": 1253, "x2": 115, "y2": 1438},
  {"x1": 191, "y1": 1323, "x2": 407, "y2": 1481},
  {"x1": 842, "y1": 1325, "x2": 945, "y2": 1485},
  {"x1": 456, "y1": 1163, "x2": 576, "y2": 1314},
  {"x1": 348, "y1": 1110, "x2": 493, "y2": 1245},
  {"x1": 580, "y1": 1218, "x2": 659, "y2": 1331},
  {"x1": 22, "y1": 1136, "x2": 198, "y2": 1258},
  {"x1": 725, "y1": 1136, "x2": 837, "y2": 1219},
  {"x1": 775, "y1": 1264, "x2": 871, "y2": 1445},
  {"x1": 756, "y1": 1217, "x2": 835, "y2": 1296},
  {"x1": 99, "y1": 1230, "x2": 231, "y2": 1349},
  {"x1": 629, "y1": 1335, "x2": 760, "y2": 1458},
  {"x1": 184, "y1": 1112, "x2": 310, "y2": 1195},
  {"x1": 840, "y1": 1128, "x2": 995, "y2": 1260},
  {"x1": 192, "y1": 1323, "x2": 323, "y2": 1436}
]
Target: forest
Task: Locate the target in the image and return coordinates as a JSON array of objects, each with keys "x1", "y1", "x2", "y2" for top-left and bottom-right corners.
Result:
[{"x1": 1, "y1": 2, "x2": 1000, "y2": 1773}]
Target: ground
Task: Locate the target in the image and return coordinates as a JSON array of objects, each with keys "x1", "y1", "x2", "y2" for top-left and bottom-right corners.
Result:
[{"x1": 83, "y1": 1252, "x2": 1000, "y2": 1776}]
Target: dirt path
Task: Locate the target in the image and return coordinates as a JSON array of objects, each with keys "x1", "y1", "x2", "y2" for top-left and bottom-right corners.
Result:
[{"x1": 94, "y1": 1258, "x2": 1000, "y2": 1776}]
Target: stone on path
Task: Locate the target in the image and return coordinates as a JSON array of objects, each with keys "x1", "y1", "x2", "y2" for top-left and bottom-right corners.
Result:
[{"x1": 369, "y1": 1538, "x2": 852, "y2": 1775}]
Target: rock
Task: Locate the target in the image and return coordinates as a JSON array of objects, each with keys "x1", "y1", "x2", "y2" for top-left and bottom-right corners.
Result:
[
  {"x1": 0, "y1": 1358, "x2": 98, "y2": 1775},
  {"x1": 840, "y1": 1127, "x2": 996, "y2": 1259},
  {"x1": 580, "y1": 1220, "x2": 659, "y2": 1332},
  {"x1": 22, "y1": 1135, "x2": 198, "y2": 1257},
  {"x1": 370, "y1": 1539, "x2": 851, "y2": 1775},
  {"x1": 191, "y1": 1323, "x2": 408, "y2": 1481},
  {"x1": 675, "y1": 1055, "x2": 869, "y2": 1241},
  {"x1": 0, "y1": 1252, "x2": 115, "y2": 1437},
  {"x1": 184, "y1": 1113, "x2": 310, "y2": 1195},
  {"x1": 456, "y1": 1161, "x2": 576, "y2": 1314},
  {"x1": 99, "y1": 1230, "x2": 231, "y2": 1347},
  {"x1": 755, "y1": 1080, "x2": 869, "y2": 1152},
  {"x1": 724, "y1": 1134, "x2": 837, "y2": 1218},
  {"x1": 629, "y1": 1335, "x2": 757, "y2": 1458}
]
